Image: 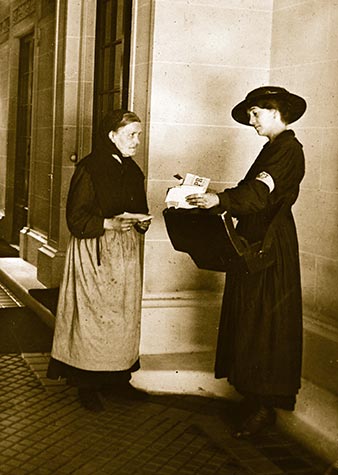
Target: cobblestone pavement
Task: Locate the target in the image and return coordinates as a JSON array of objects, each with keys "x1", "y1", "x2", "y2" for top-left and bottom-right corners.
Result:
[
  {"x1": 0, "y1": 350, "x2": 328, "y2": 475},
  {"x1": 0, "y1": 282, "x2": 330, "y2": 475}
]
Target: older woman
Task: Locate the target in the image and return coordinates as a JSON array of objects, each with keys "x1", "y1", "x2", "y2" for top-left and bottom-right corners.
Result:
[
  {"x1": 47, "y1": 109, "x2": 151, "y2": 411},
  {"x1": 186, "y1": 86, "x2": 306, "y2": 437}
]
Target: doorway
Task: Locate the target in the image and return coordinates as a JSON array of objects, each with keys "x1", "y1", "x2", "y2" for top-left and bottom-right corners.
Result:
[{"x1": 12, "y1": 33, "x2": 34, "y2": 244}]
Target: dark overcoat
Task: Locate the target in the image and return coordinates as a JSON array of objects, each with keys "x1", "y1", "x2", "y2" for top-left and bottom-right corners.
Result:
[{"x1": 215, "y1": 130, "x2": 304, "y2": 401}]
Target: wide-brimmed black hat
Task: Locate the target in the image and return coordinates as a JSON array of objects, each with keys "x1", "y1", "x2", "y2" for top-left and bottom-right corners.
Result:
[{"x1": 231, "y1": 86, "x2": 307, "y2": 126}]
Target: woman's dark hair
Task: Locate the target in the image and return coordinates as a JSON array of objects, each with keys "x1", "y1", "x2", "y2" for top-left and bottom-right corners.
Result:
[
  {"x1": 247, "y1": 97, "x2": 292, "y2": 124},
  {"x1": 107, "y1": 110, "x2": 141, "y2": 132},
  {"x1": 112, "y1": 111, "x2": 141, "y2": 132},
  {"x1": 99, "y1": 109, "x2": 141, "y2": 144},
  {"x1": 96, "y1": 109, "x2": 142, "y2": 151}
]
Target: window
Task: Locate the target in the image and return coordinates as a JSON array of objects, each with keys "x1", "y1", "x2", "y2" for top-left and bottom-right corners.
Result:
[
  {"x1": 93, "y1": 0, "x2": 132, "y2": 143},
  {"x1": 12, "y1": 33, "x2": 34, "y2": 243}
]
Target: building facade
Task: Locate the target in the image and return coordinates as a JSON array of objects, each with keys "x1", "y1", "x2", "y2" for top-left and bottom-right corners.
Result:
[{"x1": 0, "y1": 0, "x2": 337, "y2": 461}]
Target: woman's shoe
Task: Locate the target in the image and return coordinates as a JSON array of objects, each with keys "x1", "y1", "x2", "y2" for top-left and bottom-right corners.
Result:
[
  {"x1": 78, "y1": 388, "x2": 104, "y2": 412},
  {"x1": 237, "y1": 396, "x2": 259, "y2": 422},
  {"x1": 232, "y1": 406, "x2": 276, "y2": 439}
]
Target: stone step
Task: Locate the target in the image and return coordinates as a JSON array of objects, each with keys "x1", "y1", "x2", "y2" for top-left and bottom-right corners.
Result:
[
  {"x1": 0, "y1": 257, "x2": 55, "y2": 329},
  {"x1": 133, "y1": 351, "x2": 239, "y2": 400}
]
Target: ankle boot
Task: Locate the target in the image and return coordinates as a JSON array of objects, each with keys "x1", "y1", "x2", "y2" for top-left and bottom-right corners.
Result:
[
  {"x1": 232, "y1": 405, "x2": 276, "y2": 439},
  {"x1": 78, "y1": 388, "x2": 104, "y2": 412}
]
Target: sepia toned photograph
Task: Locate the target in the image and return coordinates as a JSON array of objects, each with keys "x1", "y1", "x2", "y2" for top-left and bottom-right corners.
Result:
[{"x1": 0, "y1": 1, "x2": 337, "y2": 474}]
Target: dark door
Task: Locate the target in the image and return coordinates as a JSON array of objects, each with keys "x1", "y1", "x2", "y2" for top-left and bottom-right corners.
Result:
[
  {"x1": 92, "y1": 0, "x2": 132, "y2": 145},
  {"x1": 12, "y1": 33, "x2": 34, "y2": 244}
]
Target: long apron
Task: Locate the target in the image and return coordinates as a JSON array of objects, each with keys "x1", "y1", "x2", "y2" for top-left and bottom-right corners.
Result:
[{"x1": 51, "y1": 228, "x2": 142, "y2": 371}]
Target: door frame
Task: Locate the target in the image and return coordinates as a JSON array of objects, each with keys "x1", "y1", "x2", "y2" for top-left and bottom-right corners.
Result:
[{"x1": 12, "y1": 31, "x2": 35, "y2": 244}]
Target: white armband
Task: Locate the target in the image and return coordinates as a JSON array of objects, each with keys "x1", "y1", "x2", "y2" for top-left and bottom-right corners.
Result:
[{"x1": 255, "y1": 171, "x2": 275, "y2": 193}]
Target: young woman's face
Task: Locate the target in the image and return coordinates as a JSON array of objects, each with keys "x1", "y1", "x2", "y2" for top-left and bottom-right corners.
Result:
[
  {"x1": 248, "y1": 106, "x2": 278, "y2": 137},
  {"x1": 109, "y1": 121, "x2": 142, "y2": 157}
]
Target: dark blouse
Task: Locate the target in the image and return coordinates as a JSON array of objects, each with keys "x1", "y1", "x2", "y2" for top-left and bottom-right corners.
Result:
[
  {"x1": 66, "y1": 154, "x2": 149, "y2": 239},
  {"x1": 216, "y1": 130, "x2": 305, "y2": 243}
]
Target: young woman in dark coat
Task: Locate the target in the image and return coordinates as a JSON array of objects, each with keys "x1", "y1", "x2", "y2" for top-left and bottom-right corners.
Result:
[{"x1": 186, "y1": 86, "x2": 306, "y2": 438}]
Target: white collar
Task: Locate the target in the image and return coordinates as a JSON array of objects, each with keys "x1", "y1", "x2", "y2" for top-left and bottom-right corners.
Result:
[{"x1": 112, "y1": 153, "x2": 122, "y2": 164}]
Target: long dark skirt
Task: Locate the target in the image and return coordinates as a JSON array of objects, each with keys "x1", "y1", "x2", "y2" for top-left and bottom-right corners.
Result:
[
  {"x1": 47, "y1": 357, "x2": 140, "y2": 389},
  {"x1": 215, "y1": 219, "x2": 303, "y2": 411}
]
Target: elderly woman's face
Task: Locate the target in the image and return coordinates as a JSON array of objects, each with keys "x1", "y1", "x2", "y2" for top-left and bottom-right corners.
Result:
[{"x1": 109, "y1": 121, "x2": 142, "y2": 157}]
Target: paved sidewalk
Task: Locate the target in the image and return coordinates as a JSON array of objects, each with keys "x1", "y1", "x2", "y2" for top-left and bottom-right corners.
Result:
[
  {"x1": 0, "y1": 350, "x2": 328, "y2": 475},
  {"x1": 0, "y1": 281, "x2": 330, "y2": 475}
]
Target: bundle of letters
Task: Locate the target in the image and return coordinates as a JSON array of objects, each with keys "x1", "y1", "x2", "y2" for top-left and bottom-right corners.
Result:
[{"x1": 165, "y1": 173, "x2": 210, "y2": 209}]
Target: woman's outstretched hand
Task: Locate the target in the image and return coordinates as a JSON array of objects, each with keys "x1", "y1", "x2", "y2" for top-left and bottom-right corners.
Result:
[
  {"x1": 135, "y1": 219, "x2": 151, "y2": 232},
  {"x1": 104, "y1": 216, "x2": 138, "y2": 232},
  {"x1": 185, "y1": 192, "x2": 220, "y2": 209},
  {"x1": 104, "y1": 213, "x2": 152, "y2": 232}
]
